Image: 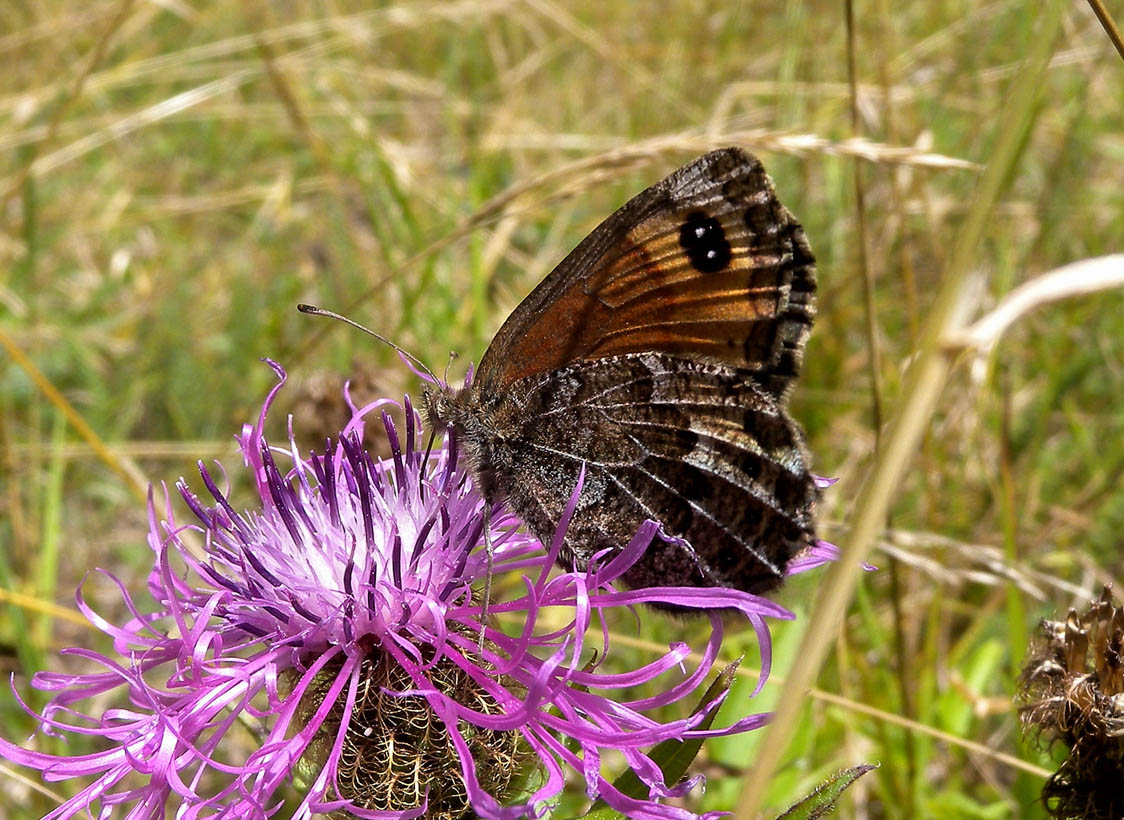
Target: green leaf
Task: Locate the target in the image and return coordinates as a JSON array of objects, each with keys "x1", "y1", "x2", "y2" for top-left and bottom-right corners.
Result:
[
  {"x1": 774, "y1": 764, "x2": 878, "y2": 820},
  {"x1": 580, "y1": 658, "x2": 743, "y2": 820}
]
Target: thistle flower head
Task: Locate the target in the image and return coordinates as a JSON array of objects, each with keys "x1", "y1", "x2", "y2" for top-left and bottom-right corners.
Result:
[{"x1": 1, "y1": 361, "x2": 805, "y2": 820}]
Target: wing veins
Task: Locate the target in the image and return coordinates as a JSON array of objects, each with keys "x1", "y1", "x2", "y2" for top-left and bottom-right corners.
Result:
[
  {"x1": 588, "y1": 396, "x2": 756, "y2": 412},
  {"x1": 516, "y1": 422, "x2": 786, "y2": 575},
  {"x1": 601, "y1": 463, "x2": 780, "y2": 577},
  {"x1": 590, "y1": 318, "x2": 773, "y2": 348},
  {"x1": 529, "y1": 370, "x2": 663, "y2": 420},
  {"x1": 605, "y1": 413, "x2": 799, "y2": 519}
]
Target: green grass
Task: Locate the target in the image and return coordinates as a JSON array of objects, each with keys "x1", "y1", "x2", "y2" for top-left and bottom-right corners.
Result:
[{"x1": 2, "y1": 1, "x2": 1123, "y2": 817}]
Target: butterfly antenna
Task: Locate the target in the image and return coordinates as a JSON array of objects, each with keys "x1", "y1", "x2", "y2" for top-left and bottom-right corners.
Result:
[
  {"x1": 297, "y1": 304, "x2": 440, "y2": 385},
  {"x1": 443, "y1": 351, "x2": 459, "y2": 386}
]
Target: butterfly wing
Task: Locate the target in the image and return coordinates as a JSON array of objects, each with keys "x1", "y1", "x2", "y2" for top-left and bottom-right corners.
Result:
[
  {"x1": 474, "y1": 147, "x2": 816, "y2": 401},
  {"x1": 486, "y1": 352, "x2": 817, "y2": 595}
]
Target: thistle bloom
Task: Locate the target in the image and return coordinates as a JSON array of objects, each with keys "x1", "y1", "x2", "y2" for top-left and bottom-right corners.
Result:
[{"x1": 0, "y1": 361, "x2": 817, "y2": 820}]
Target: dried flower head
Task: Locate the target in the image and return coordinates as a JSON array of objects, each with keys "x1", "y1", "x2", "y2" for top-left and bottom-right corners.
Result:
[
  {"x1": 0, "y1": 362, "x2": 803, "y2": 820},
  {"x1": 1019, "y1": 585, "x2": 1124, "y2": 820}
]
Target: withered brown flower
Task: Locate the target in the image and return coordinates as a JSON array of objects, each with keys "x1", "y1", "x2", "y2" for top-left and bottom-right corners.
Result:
[{"x1": 1019, "y1": 585, "x2": 1124, "y2": 820}]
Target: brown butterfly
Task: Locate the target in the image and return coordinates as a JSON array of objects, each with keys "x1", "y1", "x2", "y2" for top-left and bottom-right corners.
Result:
[{"x1": 424, "y1": 147, "x2": 818, "y2": 600}]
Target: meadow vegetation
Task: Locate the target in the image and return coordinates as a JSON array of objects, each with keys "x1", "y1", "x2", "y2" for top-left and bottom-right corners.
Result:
[{"x1": 1, "y1": 1, "x2": 1123, "y2": 817}]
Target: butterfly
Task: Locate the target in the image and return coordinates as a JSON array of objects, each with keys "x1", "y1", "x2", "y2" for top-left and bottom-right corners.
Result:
[{"x1": 423, "y1": 147, "x2": 818, "y2": 601}]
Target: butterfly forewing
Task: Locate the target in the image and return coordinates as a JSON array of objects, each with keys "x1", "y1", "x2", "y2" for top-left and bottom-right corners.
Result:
[{"x1": 475, "y1": 148, "x2": 816, "y2": 401}]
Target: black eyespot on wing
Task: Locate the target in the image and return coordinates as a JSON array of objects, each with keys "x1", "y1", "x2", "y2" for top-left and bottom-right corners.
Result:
[{"x1": 678, "y1": 211, "x2": 731, "y2": 274}]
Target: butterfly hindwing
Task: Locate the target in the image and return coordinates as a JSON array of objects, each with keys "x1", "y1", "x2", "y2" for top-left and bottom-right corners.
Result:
[
  {"x1": 474, "y1": 148, "x2": 816, "y2": 401},
  {"x1": 483, "y1": 352, "x2": 817, "y2": 595}
]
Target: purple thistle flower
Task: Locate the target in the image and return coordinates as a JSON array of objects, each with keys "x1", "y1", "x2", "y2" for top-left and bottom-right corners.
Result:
[{"x1": 0, "y1": 361, "x2": 806, "y2": 820}]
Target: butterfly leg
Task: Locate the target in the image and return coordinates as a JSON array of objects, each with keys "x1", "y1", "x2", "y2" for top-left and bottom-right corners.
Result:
[{"x1": 477, "y1": 501, "x2": 494, "y2": 654}]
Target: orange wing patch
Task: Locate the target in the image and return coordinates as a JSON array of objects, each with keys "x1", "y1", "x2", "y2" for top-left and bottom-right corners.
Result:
[{"x1": 474, "y1": 148, "x2": 816, "y2": 398}]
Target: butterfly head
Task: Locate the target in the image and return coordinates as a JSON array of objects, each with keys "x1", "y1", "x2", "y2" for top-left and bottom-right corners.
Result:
[
  {"x1": 421, "y1": 384, "x2": 456, "y2": 433},
  {"x1": 423, "y1": 382, "x2": 488, "y2": 441},
  {"x1": 422, "y1": 382, "x2": 507, "y2": 504}
]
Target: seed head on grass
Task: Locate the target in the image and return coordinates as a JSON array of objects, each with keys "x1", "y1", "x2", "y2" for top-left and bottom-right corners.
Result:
[{"x1": 0, "y1": 361, "x2": 801, "y2": 820}]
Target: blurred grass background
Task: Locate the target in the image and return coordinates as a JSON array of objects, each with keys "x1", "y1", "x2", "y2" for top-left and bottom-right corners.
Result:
[{"x1": 2, "y1": 1, "x2": 1123, "y2": 817}]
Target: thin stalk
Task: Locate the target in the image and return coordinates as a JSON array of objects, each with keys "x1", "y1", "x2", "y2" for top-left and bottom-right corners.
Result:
[{"x1": 1086, "y1": 0, "x2": 1124, "y2": 63}]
